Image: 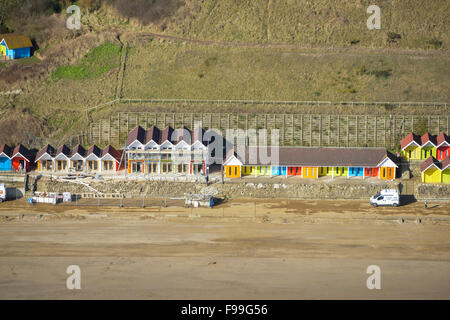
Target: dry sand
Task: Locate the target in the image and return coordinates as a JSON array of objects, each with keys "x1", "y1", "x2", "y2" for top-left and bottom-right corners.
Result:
[{"x1": 0, "y1": 199, "x2": 449, "y2": 299}]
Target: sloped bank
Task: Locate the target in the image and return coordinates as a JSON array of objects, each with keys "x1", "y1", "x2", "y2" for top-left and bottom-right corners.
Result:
[{"x1": 40, "y1": 178, "x2": 400, "y2": 200}]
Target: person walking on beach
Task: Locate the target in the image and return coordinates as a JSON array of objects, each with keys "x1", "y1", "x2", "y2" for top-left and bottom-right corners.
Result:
[{"x1": 424, "y1": 200, "x2": 428, "y2": 209}]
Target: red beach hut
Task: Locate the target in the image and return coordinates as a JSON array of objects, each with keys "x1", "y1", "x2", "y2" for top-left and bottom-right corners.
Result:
[{"x1": 11, "y1": 144, "x2": 32, "y2": 172}]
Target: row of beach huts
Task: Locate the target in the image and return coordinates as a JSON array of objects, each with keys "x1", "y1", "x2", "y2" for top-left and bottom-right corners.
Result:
[
  {"x1": 0, "y1": 126, "x2": 449, "y2": 184},
  {"x1": 0, "y1": 144, "x2": 123, "y2": 173}
]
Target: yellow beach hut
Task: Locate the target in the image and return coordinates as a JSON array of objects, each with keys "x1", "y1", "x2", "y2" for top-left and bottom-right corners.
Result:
[
  {"x1": 400, "y1": 132, "x2": 421, "y2": 160},
  {"x1": 441, "y1": 157, "x2": 450, "y2": 184},
  {"x1": 420, "y1": 156, "x2": 441, "y2": 184}
]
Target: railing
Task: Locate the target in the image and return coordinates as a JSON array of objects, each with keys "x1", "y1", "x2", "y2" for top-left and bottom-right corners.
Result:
[{"x1": 86, "y1": 97, "x2": 449, "y2": 119}]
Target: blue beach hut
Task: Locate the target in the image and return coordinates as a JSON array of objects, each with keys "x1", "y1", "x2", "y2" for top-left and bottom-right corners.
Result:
[
  {"x1": 0, "y1": 144, "x2": 12, "y2": 171},
  {"x1": 0, "y1": 34, "x2": 32, "y2": 60}
]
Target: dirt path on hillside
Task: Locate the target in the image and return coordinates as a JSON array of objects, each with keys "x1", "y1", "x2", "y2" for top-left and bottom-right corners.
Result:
[
  {"x1": 0, "y1": 199, "x2": 449, "y2": 299},
  {"x1": 130, "y1": 31, "x2": 450, "y2": 57}
]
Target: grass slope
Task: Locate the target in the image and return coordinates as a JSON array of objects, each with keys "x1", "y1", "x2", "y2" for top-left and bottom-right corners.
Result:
[
  {"x1": 142, "y1": 0, "x2": 449, "y2": 49},
  {"x1": 123, "y1": 40, "x2": 450, "y2": 102},
  {"x1": 51, "y1": 42, "x2": 121, "y2": 80}
]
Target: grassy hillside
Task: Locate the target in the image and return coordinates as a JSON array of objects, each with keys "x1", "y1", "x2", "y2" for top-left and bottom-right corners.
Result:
[
  {"x1": 0, "y1": 42, "x2": 121, "y2": 146},
  {"x1": 123, "y1": 40, "x2": 449, "y2": 101},
  {"x1": 0, "y1": 0, "x2": 449, "y2": 147},
  {"x1": 128, "y1": 0, "x2": 450, "y2": 49}
]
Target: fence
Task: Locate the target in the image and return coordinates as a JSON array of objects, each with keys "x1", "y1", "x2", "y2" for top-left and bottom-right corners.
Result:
[
  {"x1": 59, "y1": 195, "x2": 183, "y2": 208},
  {"x1": 89, "y1": 112, "x2": 450, "y2": 149}
]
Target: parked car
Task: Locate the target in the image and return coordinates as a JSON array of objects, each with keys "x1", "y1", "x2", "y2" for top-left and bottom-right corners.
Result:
[
  {"x1": 0, "y1": 183, "x2": 6, "y2": 202},
  {"x1": 370, "y1": 189, "x2": 400, "y2": 207}
]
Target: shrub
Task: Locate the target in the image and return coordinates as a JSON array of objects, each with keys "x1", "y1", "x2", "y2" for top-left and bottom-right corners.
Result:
[
  {"x1": 427, "y1": 38, "x2": 443, "y2": 49},
  {"x1": 387, "y1": 32, "x2": 401, "y2": 43},
  {"x1": 415, "y1": 117, "x2": 428, "y2": 136}
]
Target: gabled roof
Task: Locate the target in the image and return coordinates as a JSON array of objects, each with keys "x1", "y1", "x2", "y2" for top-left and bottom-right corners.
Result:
[
  {"x1": 436, "y1": 132, "x2": 450, "y2": 147},
  {"x1": 86, "y1": 145, "x2": 102, "y2": 158},
  {"x1": 231, "y1": 146, "x2": 391, "y2": 167},
  {"x1": 441, "y1": 156, "x2": 450, "y2": 170},
  {"x1": 12, "y1": 144, "x2": 31, "y2": 161},
  {"x1": 70, "y1": 144, "x2": 86, "y2": 158},
  {"x1": 0, "y1": 34, "x2": 32, "y2": 49},
  {"x1": 35, "y1": 144, "x2": 55, "y2": 161},
  {"x1": 0, "y1": 144, "x2": 12, "y2": 158},
  {"x1": 173, "y1": 125, "x2": 192, "y2": 144},
  {"x1": 101, "y1": 145, "x2": 122, "y2": 161},
  {"x1": 420, "y1": 156, "x2": 440, "y2": 172},
  {"x1": 223, "y1": 149, "x2": 243, "y2": 166},
  {"x1": 377, "y1": 151, "x2": 399, "y2": 168},
  {"x1": 55, "y1": 144, "x2": 71, "y2": 157},
  {"x1": 192, "y1": 126, "x2": 207, "y2": 145},
  {"x1": 160, "y1": 126, "x2": 174, "y2": 144},
  {"x1": 145, "y1": 125, "x2": 160, "y2": 144},
  {"x1": 400, "y1": 132, "x2": 421, "y2": 150},
  {"x1": 421, "y1": 132, "x2": 437, "y2": 147},
  {"x1": 127, "y1": 126, "x2": 146, "y2": 146}
]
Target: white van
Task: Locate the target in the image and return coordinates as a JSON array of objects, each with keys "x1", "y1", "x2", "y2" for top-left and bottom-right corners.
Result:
[
  {"x1": 0, "y1": 183, "x2": 6, "y2": 202},
  {"x1": 370, "y1": 189, "x2": 400, "y2": 207}
]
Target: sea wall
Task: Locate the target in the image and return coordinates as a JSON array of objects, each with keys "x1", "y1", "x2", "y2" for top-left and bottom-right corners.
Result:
[
  {"x1": 40, "y1": 178, "x2": 400, "y2": 200},
  {"x1": 416, "y1": 183, "x2": 450, "y2": 200}
]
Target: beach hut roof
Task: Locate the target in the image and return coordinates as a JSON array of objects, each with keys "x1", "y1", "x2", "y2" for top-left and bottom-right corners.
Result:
[
  {"x1": 420, "y1": 156, "x2": 440, "y2": 172},
  {"x1": 55, "y1": 144, "x2": 71, "y2": 157},
  {"x1": 441, "y1": 156, "x2": 450, "y2": 170},
  {"x1": 159, "y1": 126, "x2": 174, "y2": 144},
  {"x1": 400, "y1": 132, "x2": 421, "y2": 150},
  {"x1": 86, "y1": 145, "x2": 102, "y2": 158},
  {"x1": 127, "y1": 126, "x2": 146, "y2": 146},
  {"x1": 436, "y1": 132, "x2": 450, "y2": 147},
  {"x1": 101, "y1": 145, "x2": 122, "y2": 161},
  {"x1": 421, "y1": 132, "x2": 437, "y2": 147},
  {"x1": 12, "y1": 144, "x2": 31, "y2": 161},
  {"x1": 35, "y1": 144, "x2": 55, "y2": 161},
  {"x1": 71, "y1": 144, "x2": 86, "y2": 157},
  {"x1": 223, "y1": 148, "x2": 243, "y2": 166},
  {"x1": 192, "y1": 126, "x2": 206, "y2": 144},
  {"x1": 173, "y1": 125, "x2": 192, "y2": 144},
  {"x1": 0, "y1": 144, "x2": 12, "y2": 158},
  {"x1": 0, "y1": 34, "x2": 32, "y2": 49},
  {"x1": 145, "y1": 125, "x2": 160, "y2": 144},
  {"x1": 232, "y1": 146, "x2": 393, "y2": 167}
]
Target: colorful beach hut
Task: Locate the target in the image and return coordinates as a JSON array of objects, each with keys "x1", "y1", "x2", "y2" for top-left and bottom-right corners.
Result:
[
  {"x1": 35, "y1": 144, "x2": 56, "y2": 172},
  {"x1": 0, "y1": 34, "x2": 32, "y2": 60},
  {"x1": 54, "y1": 145, "x2": 71, "y2": 172},
  {"x1": 0, "y1": 144, "x2": 12, "y2": 171},
  {"x1": 420, "y1": 156, "x2": 441, "y2": 184},
  {"x1": 126, "y1": 125, "x2": 147, "y2": 174},
  {"x1": 436, "y1": 132, "x2": 450, "y2": 160},
  {"x1": 101, "y1": 145, "x2": 123, "y2": 172},
  {"x1": 223, "y1": 146, "x2": 397, "y2": 180},
  {"x1": 442, "y1": 157, "x2": 450, "y2": 184},
  {"x1": 190, "y1": 126, "x2": 208, "y2": 175},
  {"x1": 420, "y1": 132, "x2": 437, "y2": 159},
  {"x1": 85, "y1": 145, "x2": 102, "y2": 173},
  {"x1": 400, "y1": 132, "x2": 421, "y2": 160},
  {"x1": 70, "y1": 145, "x2": 86, "y2": 172},
  {"x1": 223, "y1": 149, "x2": 242, "y2": 178},
  {"x1": 11, "y1": 144, "x2": 32, "y2": 172}
]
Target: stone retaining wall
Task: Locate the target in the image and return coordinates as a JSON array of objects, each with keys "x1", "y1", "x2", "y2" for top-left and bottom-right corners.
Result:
[
  {"x1": 40, "y1": 178, "x2": 400, "y2": 200},
  {"x1": 416, "y1": 183, "x2": 450, "y2": 200}
]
